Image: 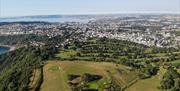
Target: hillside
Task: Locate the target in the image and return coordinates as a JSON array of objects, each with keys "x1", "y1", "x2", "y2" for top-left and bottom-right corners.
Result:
[
  {"x1": 0, "y1": 36, "x2": 179, "y2": 91},
  {"x1": 38, "y1": 60, "x2": 179, "y2": 91},
  {"x1": 40, "y1": 61, "x2": 138, "y2": 91}
]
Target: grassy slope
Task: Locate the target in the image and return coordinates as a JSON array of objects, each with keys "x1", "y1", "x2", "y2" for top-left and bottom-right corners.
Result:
[
  {"x1": 40, "y1": 61, "x2": 71, "y2": 91},
  {"x1": 126, "y1": 67, "x2": 168, "y2": 91},
  {"x1": 40, "y1": 61, "x2": 172, "y2": 91},
  {"x1": 40, "y1": 61, "x2": 137, "y2": 91}
]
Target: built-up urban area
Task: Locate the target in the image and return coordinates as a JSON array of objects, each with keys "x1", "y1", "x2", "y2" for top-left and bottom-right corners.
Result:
[{"x1": 0, "y1": 14, "x2": 180, "y2": 48}]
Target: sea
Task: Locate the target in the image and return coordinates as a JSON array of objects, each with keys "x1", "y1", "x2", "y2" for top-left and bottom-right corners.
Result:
[
  {"x1": 0, "y1": 47, "x2": 9, "y2": 54},
  {"x1": 0, "y1": 16, "x2": 93, "y2": 23}
]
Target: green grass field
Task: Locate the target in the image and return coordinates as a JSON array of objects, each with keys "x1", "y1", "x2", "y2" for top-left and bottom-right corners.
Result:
[
  {"x1": 171, "y1": 60, "x2": 180, "y2": 64},
  {"x1": 56, "y1": 49, "x2": 78, "y2": 59},
  {"x1": 39, "y1": 61, "x2": 138, "y2": 91}
]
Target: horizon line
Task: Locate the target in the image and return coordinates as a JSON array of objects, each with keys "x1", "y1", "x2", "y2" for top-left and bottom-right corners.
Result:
[{"x1": 1, "y1": 12, "x2": 180, "y2": 18}]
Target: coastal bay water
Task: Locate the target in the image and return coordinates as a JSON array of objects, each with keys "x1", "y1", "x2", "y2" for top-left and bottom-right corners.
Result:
[
  {"x1": 0, "y1": 47, "x2": 9, "y2": 54},
  {"x1": 0, "y1": 16, "x2": 93, "y2": 23}
]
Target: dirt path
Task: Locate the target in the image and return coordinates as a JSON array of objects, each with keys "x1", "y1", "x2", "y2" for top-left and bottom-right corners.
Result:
[{"x1": 28, "y1": 69, "x2": 41, "y2": 91}]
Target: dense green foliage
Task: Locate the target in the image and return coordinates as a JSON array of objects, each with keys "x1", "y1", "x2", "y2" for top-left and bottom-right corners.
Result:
[
  {"x1": 0, "y1": 45, "x2": 57, "y2": 91},
  {"x1": 160, "y1": 67, "x2": 180, "y2": 90},
  {"x1": 138, "y1": 64, "x2": 159, "y2": 79}
]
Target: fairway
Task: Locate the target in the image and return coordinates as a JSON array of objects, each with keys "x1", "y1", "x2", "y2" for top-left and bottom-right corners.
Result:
[{"x1": 40, "y1": 61, "x2": 138, "y2": 91}]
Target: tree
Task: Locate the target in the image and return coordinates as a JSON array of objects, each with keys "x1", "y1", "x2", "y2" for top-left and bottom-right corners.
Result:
[
  {"x1": 172, "y1": 78, "x2": 180, "y2": 91},
  {"x1": 160, "y1": 67, "x2": 180, "y2": 89}
]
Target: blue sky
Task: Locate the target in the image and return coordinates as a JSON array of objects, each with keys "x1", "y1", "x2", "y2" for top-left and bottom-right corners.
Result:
[{"x1": 0, "y1": 0, "x2": 180, "y2": 17}]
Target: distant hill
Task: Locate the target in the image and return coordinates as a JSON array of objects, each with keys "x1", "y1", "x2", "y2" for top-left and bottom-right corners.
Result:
[
  {"x1": 0, "y1": 14, "x2": 141, "y2": 23},
  {"x1": 1, "y1": 14, "x2": 179, "y2": 23}
]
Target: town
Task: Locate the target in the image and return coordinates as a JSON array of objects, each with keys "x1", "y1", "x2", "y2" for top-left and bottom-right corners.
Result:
[{"x1": 0, "y1": 14, "x2": 180, "y2": 48}]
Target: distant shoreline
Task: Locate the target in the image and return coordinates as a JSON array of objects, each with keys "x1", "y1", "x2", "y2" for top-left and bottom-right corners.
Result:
[{"x1": 0, "y1": 45, "x2": 16, "y2": 51}]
